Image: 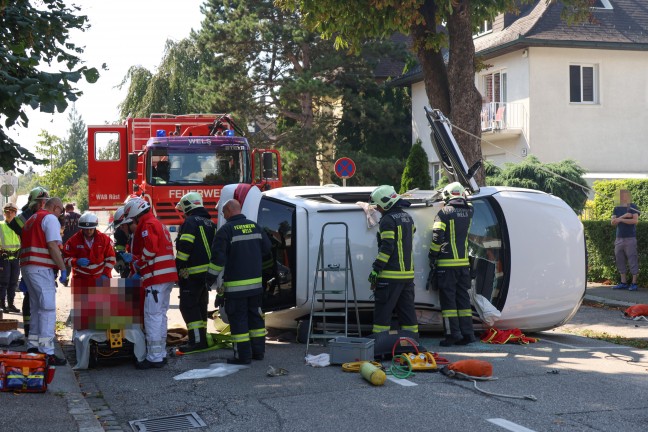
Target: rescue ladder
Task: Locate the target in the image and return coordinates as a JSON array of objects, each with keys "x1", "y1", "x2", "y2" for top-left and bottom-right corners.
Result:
[{"x1": 304, "y1": 222, "x2": 361, "y2": 356}]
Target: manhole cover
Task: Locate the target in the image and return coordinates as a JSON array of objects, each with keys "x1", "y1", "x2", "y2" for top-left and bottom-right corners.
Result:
[{"x1": 129, "y1": 412, "x2": 206, "y2": 432}]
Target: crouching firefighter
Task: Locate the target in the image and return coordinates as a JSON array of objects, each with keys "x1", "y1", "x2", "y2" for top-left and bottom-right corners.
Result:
[
  {"x1": 205, "y1": 199, "x2": 273, "y2": 364},
  {"x1": 175, "y1": 192, "x2": 216, "y2": 353},
  {"x1": 429, "y1": 182, "x2": 476, "y2": 347},
  {"x1": 367, "y1": 185, "x2": 419, "y2": 336}
]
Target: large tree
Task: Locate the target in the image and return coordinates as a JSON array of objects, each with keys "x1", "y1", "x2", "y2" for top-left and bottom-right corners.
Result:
[
  {"x1": 61, "y1": 105, "x2": 88, "y2": 177},
  {"x1": 0, "y1": 0, "x2": 100, "y2": 173},
  {"x1": 279, "y1": 0, "x2": 592, "y2": 185}
]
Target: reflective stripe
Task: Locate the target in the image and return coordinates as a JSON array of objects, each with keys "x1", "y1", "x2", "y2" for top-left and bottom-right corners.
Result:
[
  {"x1": 249, "y1": 327, "x2": 267, "y2": 338},
  {"x1": 401, "y1": 325, "x2": 419, "y2": 333},
  {"x1": 436, "y1": 258, "x2": 470, "y2": 267},
  {"x1": 179, "y1": 233, "x2": 195, "y2": 243},
  {"x1": 22, "y1": 255, "x2": 56, "y2": 266},
  {"x1": 429, "y1": 243, "x2": 441, "y2": 252},
  {"x1": 442, "y1": 309, "x2": 458, "y2": 318},
  {"x1": 397, "y1": 225, "x2": 404, "y2": 271},
  {"x1": 379, "y1": 270, "x2": 414, "y2": 279},
  {"x1": 187, "y1": 264, "x2": 208, "y2": 274},
  {"x1": 225, "y1": 277, "x2": 262, "y2": 287},
  {"x1": 224, "y1": 282, "x2": 262, "y2": 293},
  {"x1": 151, "y1": 254, "x2": 175, "y2": 264},
  {"x1": 187, "y1": 320, "x2": 205, "y2": 330},
  {"x1": 450, "y1": 220, "x2": 458, "y2": 261},
  {"x1": 433, "y1": 221, "x2": 446, "y2": 230},
  {"x1": 176, "y1": 251, "x2": 189, "y2": 261},
  {"x1": 458, "y1": 309, "x2": 472, "y2": 317},
  {"x1": 377, "y1": 252, "x2": 389, "y2": 263},
  {"x1": 21, "y1": 246, "x2": 50, "y2": 254},
  {"x1": 380, "y1": 231, "x2": 395, "y2": 240},
  {"x1": 142, "y1": 247, "x2": 154, "y2": 258},
  {"x1": 373, "y1": 324, "x2": 390, "y2": 333},
  {"x1": 231, "y1": 333, "x2": 250, "y2": 343},
  {"x1": 231, "y1": 233, "x2": 262, "y2": 243},
  {"x1": 199, "y1": 226, "x2": 211, "y2": 260}
]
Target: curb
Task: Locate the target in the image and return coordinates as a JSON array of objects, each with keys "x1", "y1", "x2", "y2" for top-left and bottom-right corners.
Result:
[{"x1": 584, "y1": 294, "x2": 635, "y2": 308}]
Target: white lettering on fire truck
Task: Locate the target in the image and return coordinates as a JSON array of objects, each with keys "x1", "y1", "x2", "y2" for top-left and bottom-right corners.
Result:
[
  {"x1": 188, "y1": 139, "x2": 211, "y2": 145},
  {"x1": 169, "y1": 189, "x2": 221, "y2": 199},
  {"x1": 95, "y1": 194, "x2": 122, "y2": 200}
]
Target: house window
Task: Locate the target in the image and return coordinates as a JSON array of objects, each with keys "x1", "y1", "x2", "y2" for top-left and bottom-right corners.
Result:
[
  {"x1": 474, "y1": 20, "x2": 493, "y2": 37},
  {"x1": 431, "y1": 163, "x2": 443, "y2": 187},
  {"x1": 483, "y1": 71, "x2": 507, "y2": 103},
  {"x1": 569, "y1": 64, "x2": 598, "y2": 103},
  {"x1": 592, "y1": 0, "x2": 613, "y2": 10}
]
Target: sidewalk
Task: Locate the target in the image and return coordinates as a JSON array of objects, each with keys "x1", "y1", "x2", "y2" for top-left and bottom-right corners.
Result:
[{"x1": 584, "y1": 281, "x2": 648, "y2": 307}]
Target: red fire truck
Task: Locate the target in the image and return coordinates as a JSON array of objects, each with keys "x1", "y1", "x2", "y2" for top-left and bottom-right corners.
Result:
[{"x1": 87, "y1": 114, "x2": 282, "y2": 226}]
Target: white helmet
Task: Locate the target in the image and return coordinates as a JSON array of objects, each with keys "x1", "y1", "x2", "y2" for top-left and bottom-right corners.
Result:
[
  {"x1": 369, "y1": 185, "x2": 400, "y2": 211},
  {"x1": 442, "y1": 182, "x2": 466, "y2": 201},
  {"x1": 112, "y1": 206, "x2": 126, "y2": 228},
  {"x1": 123, "y1": 197, "x2": 151, "y2": 221},
  {"x1": 79, "y1": 212, "x2": 99, "y2": 229},
  {"x1": 175, "y1": 192, "x2": 203, "y2": 214}
]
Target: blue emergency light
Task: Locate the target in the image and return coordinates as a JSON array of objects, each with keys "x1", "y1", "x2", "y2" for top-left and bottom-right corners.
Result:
[
  {"x1": 226, "y1": 129, "x2": 235, "y2": 136},
  {"x1": 156, "y1": 130, "x2": 167, "y2": 137}
]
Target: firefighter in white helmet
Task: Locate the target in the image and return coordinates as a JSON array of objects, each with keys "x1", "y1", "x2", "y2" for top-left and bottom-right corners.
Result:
[
  {"x1": 175, "y1": 192, "x2": 216, "y2": 353},
  {"x1": 429, "y1": 182, "x2": 475, "y2": 346},
  {"x1": 63, "y1": 212, "x2": 116, "y2": 286},
  {"x1": 111, "y1": 206, "x2": 133, "y2": 278},
  {"x1": 367, "y1": 185, "x2": 419, "y2": 336},
  {"x1": 123, "y1": 197, "x2": 177, "y2": 369}
]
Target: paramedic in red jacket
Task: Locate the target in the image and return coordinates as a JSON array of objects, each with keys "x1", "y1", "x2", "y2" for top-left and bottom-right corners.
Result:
[
  {"x1": 63, "y1": 212, "x2": 116, "y2": 285},
  {"x1": 20, "y1": 197, "x2": 68, "y2": 366},
  {"x1": 123, "y1": 198, "x2": 178, "y2": 369}
]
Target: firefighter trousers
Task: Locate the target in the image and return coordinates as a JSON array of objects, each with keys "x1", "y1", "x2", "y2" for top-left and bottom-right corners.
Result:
[
  {"x1": 178, "y1": 275, "x2": 209, "y2": 346},
  {"x1": 372, "y1": 281, "x2": 418, "y2": 334},
  {"x1": 224, "y1": 293, "x2": 265, "y2": 361},
  {"x1": 437, "y1": 267, "x2": 474, "y2": 339}
]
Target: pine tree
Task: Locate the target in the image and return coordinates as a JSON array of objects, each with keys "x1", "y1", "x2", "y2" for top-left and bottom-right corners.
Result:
[
  {"x1": 62, "y1": 106, "x2": 88, "y2": 177},
  {"x1": 400, "y1": 140, "x2": 431, "y2": 193}
]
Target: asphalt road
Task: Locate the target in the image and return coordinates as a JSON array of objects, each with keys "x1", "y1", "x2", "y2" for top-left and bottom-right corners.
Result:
[{"x1": 1, "y1": 284, "x2": 647, "y2": 432}]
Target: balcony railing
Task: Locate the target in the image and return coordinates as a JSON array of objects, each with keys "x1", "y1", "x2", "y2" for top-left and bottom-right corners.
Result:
[{"x1": 481, "y1": 102, "x2": 526, "y2": 134}]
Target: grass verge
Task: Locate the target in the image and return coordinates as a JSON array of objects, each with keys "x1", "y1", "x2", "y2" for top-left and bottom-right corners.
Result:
[{"x1": 563, "y1": 328, "x2": 648, "y2": 349}]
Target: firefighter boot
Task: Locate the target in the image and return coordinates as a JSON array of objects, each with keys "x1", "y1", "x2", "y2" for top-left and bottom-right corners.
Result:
[
  {"x1": 6, "y1": 303, "x2": 20, "y2": 314},
  {"x1": 178, "y1": 327, "x2": 208, "y2": 353}
]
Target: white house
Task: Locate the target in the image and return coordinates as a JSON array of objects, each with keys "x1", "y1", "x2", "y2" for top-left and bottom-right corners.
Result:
[{"x1": 401, "y1": 0, "x2": 648, "y2": 188}]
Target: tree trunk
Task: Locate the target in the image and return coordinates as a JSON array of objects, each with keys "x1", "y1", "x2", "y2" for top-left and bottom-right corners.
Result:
[{"x1": 447, "y1": 0, "x2": 485, "y2": 185}]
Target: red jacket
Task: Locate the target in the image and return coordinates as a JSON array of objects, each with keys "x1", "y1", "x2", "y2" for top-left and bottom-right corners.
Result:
[
  {"x1": 63, "y1": 230, "x2": 116, "y2": 283},
  {"x1": 131, "y1": 212, "x2": 177, "y2": 288},
  {"x1": 20, "y1": 209, "x2": 58, "y2": 269}
]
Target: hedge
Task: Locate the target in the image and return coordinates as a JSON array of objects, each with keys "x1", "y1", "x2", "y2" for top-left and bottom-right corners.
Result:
[{"x1": 584, "y1": 220, "x2": 648, "y2": 286}]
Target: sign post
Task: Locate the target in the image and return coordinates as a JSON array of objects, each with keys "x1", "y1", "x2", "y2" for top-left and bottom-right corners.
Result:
[{"x1": 334, "y1": 157, "x2": 356, "y2": 187}]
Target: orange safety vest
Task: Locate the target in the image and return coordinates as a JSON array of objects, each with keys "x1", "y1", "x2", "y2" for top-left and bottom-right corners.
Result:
[
  {"x1": 20, "y1": 209, "x2": 59, "y2": 269},
  {"x1": 63, "y1": 230, "x2": 116, "y2": 283},
  {"x1": 131, "y1": 212, "x2": 177, "y2": 288}
]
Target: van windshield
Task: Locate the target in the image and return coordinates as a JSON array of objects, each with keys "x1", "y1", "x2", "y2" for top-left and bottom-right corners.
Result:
[{"x1": 147, "y1": 148, "x2": 249, "y2": 186}]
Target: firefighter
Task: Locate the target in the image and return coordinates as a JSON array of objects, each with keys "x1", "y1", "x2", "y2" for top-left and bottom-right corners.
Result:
[
  {"x1": 367, "y1": 185, "x2": 419, "y2": 336},
  {"x1": 9, "y1": 186, "x2": 50, "y2": 336},
  {"x1": 175, "y1": 192, "x2": 216, "y2": 353},
  {"x1": 429, "y1": 182, "x2": 476, "y2": 347},
  {"x1": 20, "y1": 197, "x2": 68, "y2": 366},
  {"x1": 123, "y1": 198, "x2": 177, "y2": 369},
  {"x1": 63, "y1": 212, "x2": 116, "y2": 285},
  {"x1": 205, "y1": 199, "x2": 272, "y2": 364},
  {"x1": 111, "y1": 206, "x2": 133, "y2": 278},
  {"x1": 0, "y1": 202, "x2": 21, "y2": 313}
]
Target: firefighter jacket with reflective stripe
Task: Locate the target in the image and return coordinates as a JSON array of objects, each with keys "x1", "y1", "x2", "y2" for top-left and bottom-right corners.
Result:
[
  {"x1": 20, "y1": 209, "x2": 58, "y2": 269},
  {"x1": 0, "y1": 221, "x2": 21, "y2": 259},
  {"x1": 175, "y1": 207, "x2": 216, "y2": 277},
  {"x1": 63, "y1": 230, "x2": 116, "y2": 282},
  {"x1": 8, "y1": 206, "x2": 34, "y2": 237},
  {"x1": 207, "y1": 213, "x2": 272, "y2": 298},
  {"x1": 131, "y1": 212, "x2": 178, "y2": 288},
  {"x1": 372, "y1": 207, "x2": 416, "y2": 282},
  {"x1": 429, "y1": 198, "x2": 473, "y2": 267},
  {"x1": 113, "y1": 228, "x2": 129, "y2": 253}
]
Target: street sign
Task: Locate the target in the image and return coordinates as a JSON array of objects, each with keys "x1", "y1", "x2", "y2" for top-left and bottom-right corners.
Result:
[
  {"x1": 0, "y1": 184, "x2": 14, "y2": 197},
  {"x1": 334, "y1": 157, "x2": 356, "y2": 179}
]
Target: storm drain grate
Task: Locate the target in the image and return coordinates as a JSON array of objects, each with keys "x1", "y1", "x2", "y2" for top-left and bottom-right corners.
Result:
[{"x1": 129, "y1": 412, "x2": 207, "y2": 432}]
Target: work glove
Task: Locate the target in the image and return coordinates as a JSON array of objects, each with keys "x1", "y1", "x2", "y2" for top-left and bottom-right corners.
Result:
[
  {"x1": 76, "y1": 258, "x2": 90, "y2": 267},
  {"x1": 121, "y1": 253, "x2": 133, "y2": 263},
  {"x1": 58, "y1": 270, "x2": 68, "y2": 285},
  {"x1": 368, "y1": 270, "x2": 379, "y2": 285},
  {"x1": 205, "y1": 274, "x2": 217, "y2": 291},
  {"x1": 131, "y1": 273, "x2": 141, "y2": 281},
  {"x1": 19, "y1": 280, "x2": 28, "y2": 293},
  {"x1": 214, "y1": 294, "x2": 225, "y2": 308}
]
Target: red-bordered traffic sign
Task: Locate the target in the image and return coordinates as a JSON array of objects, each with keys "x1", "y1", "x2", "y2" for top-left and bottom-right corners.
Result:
[{"x1": 334, "y1": 157, "x2": 356, "y2": 179}]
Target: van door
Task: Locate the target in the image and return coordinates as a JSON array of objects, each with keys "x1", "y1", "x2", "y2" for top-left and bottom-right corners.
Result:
[{"x1": 88, "y1": 125, "x2": 128, "y2": 210}]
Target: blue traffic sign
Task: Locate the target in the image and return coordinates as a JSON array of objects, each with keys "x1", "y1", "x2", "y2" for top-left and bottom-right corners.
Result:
[{"x1": 334, "y1": 157, "x2": 356, "y2": 179}]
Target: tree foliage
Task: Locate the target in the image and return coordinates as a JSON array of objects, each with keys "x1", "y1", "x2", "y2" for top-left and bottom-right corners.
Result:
[
  {"x1": 61, "y1": 106, "x2": 87, "y2": 177},
  {"x1": 400, "y1": 140, "x2": 431, "y2": 193},
  {"x1": 33, "y1": 130, "x2": 77, "y2": 199},
  {"x1": 0, "y1": 0, "x2": 100, "y2": 173},
  {"x1": 590, "y1": 179, "x2": 648, "y2": 221},
  {"x1": 280, "y1": 0, "x2": 593, "y2": 186},
  {"x1": 485, "y1": 155, "x2": 589, "y2": 213}
]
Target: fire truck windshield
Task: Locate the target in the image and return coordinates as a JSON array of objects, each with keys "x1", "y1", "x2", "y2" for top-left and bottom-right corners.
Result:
[{"x1": 148, "y1": 148, "x2": 248, "y2": 186}]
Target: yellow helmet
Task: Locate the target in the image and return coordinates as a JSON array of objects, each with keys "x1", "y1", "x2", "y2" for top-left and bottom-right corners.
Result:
[
  {"x1": 369, "y1": 185, "x2": 400, "y2": 211},
  {"x1": 442, "y1": 182, "x2": 466, "y2": 201},
  {"x1": 176, "y1": 192, "x2": 203, "y2": 214}
]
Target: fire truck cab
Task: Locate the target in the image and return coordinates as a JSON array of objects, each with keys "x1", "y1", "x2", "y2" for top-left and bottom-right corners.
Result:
[{"x1": 87, "y1": 114, "x2": 281, "y2": 226}]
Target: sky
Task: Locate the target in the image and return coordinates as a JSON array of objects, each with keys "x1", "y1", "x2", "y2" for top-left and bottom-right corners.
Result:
[{"x1": 7, "y1": 0, "x2": 205, "y2": 157}]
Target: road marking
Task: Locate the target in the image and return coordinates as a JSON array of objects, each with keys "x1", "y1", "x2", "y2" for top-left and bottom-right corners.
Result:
[
  {"x1": 386, "y1": 376, "x2": 417, "y2": 386},
  {"x1": 487, "y1": 418, "x2": 537, "y2": 432}
]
